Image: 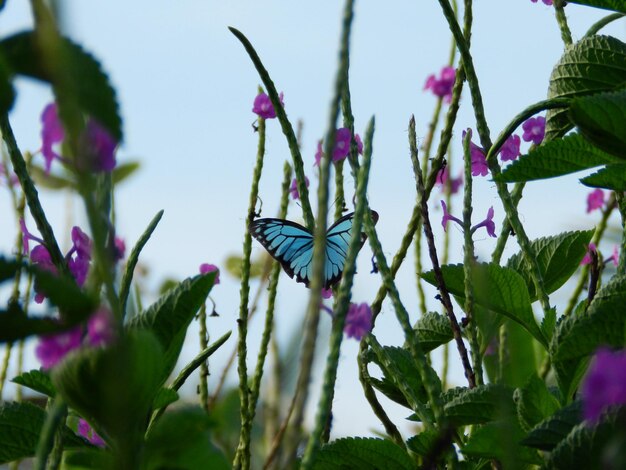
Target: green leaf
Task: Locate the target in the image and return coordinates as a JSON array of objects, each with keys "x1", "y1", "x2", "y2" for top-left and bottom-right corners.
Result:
[
  {"x1": 0, "y1": 304, "x2": 64, "y2": 342},
  {"x1": 143, "y1": 406, "x2": 228, "y2": 470},
  {"x1": 406, "y1": 429, "x2": 439, "y2": 456},
  {"x1": 414, "y1": 312, "x2": 454, "y2": 352},
  {"x1": 521, "y1": 400, "x2": 583, "y2": 451},
  {"x1": 52, "y1": 330, "x2": 163, "y2": 441},
  {"x1": 224, "y1": 254, "x2": 266, "y2": 279},
  {"x1": 462, "y1": 420, "x2": 542, "y2": 467},
  {"x1": 541, "y1": 307, "x2": 557, "y2": 343},
  {"x1": 126, "y1": 273, "x2": 216, "y2": 383},
  {"x1": 311, "y1": 437, "x2": 414, "y2": 470},
  {"x1": 152, "y1": 388, "x2": 179, "y2": 411},
  {"x1": 570, "y1": 90, "x2": 626, "y2": 158},
  {"x1": 112, "y1": 161, "x2": 140, "y2": 185},
  {"x1": 29, "y1": 164, "x2": 76, "y2": 190},
  {"x1": 444, "y1": 384, "x2": 515, "y2": 426},
  {"x1": 61, "y1": 449, "x2": 114, "y2": 469},
  {"x1": 506, "y1": 230, "x2": 594, "y2": 300},
  {"x1": 0, "y1": 31, "x2": 123, "y2": 141},
  {"x1": 551, "y1": 275, "x2": 626, "y2": 397},
  {"x1": 0, "y1": 401, "x2": 86, "y2": 464},
  {"x1": 499, "y1": 134, "x2": 619, "y2": 183},
  {"x1": 566, "y1": 0, "x2": 626, "y2": 13},
  {"x1": 545, "y1": 406, "x2": 626, "y2": 469},
  {"x1": 546, "y1": 35, "x2": 626, "y2": 141},
  {"x1": 514, "y1": 375, "x2": 560, "y2": 432},
  {"x1": 421, "y1": 263, "x2": 546, "y2": 348},
  {"x1": 11, "y1": 369, "x2": 56, "y2": 397},
  {"x1": 581, "y1": 164, "x2": 626, "y2": 191},
  {"x1": 498, "y1": 320, "x2": 538, "y2": 389}
]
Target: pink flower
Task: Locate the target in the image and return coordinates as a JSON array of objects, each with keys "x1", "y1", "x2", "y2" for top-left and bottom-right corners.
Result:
[
  {"x1": 321, "y1": 288, "x2": 333, "y2": 299},
  {"x1": 344, "y1": 303, "x2": 372, "y2": 340},
  {"x1": 531, "y1": 0, "x2": 553, "y2": 5},
  {"x1": 290, "y1": 176, "x2": 310, "y2": 200},
  {"x1": 252, "y1": 92, "x2": 284, "y2": 119},
  {"x1": 199, "y1": 263, "x2": 220, "y2": 284},
  {"x1": 315, "y1": 129, "x2": 363, "y2": 166},
  {"x1": 463, "y1": 130, "x2": 489, "y2": 177},
  {"x1": 77, "y1": 419, "x2": 106, "y2": 447},
  {"x1": 522, "y1": 116, "x2": 546, "y2": 146},
  {"x1": 314, "y1": 141, "x2": 324, "y2": 166},
  {"x1": 436, "y1": 166, "x2": 463, "y2": 194},
  {"x1": 78, "y1": 119, "x2": 117, "y2": 173},
  {"x1": 114, "y1": 237, "x2": 126, "y2": 262},
  {"x1": 87, "y1": 308, "x2": 116, "y2": 347},
  {"x1": 586, "y1": 189, "x2": 605, "y2": 213},
  {"x1": 499, "y1": 135, "x2": 521, "y2": 161},
  {"x1": 581, "y1": 348, "x2": 626, "y2": 423},
  {"x1": 40, "y1": 103, "x2": 64, "y2": 173},
  {"x1": 581, "y1": 243, "x2": 597, "y2": 266},
  {"x1": 610, "y1": 246, "x2": 620, "y2": 267},
  {"x1": 35, "y1": 327, "x2": 83, "y2": 369},
  {"x1": 441, "y1": 200, "x2": 462, "y2": 232},
  {"x1": 424, "y1": 66, "x2": 456, "y2": 103},
  {"x1": 355, "y1": 134, "x2": 364, "y2": 155},
  {"x1": 472, "y1": 207, "x2": 497, "y2": 238}
]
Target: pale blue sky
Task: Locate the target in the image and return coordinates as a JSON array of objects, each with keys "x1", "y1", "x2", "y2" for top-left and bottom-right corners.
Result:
[{"x1": 0, "y1": 1, "x2": 624, "y2": 438}]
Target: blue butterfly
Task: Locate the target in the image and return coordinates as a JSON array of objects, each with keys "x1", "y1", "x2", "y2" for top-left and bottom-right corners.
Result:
[{"x1": 249, "y1": 211, "x2": 379, "y2": 289}]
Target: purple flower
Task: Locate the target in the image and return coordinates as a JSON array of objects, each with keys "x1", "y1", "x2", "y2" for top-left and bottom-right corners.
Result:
[
  {"x1": 531, "y1": 0, "x2": 553, "y2": 5},
  {"x1": 441, "y1": 200, "x2": 462, "y2": 232},
  {"x1": 70, "y1": 227, "x2": 92, "y2": 261},
  {"x1": 344, "y1": 303, "x2": 372, "y2": 340},
  {"x1": 252, "y1": 92, "x2": 284, "y2": 119},
  {"x1": 321, "y1": 288, "x2": 333, "y2": 299},
  {"x1": 436, "y1": 166, "x2": 463, "y2": 194},
  {"x1": 355, "y1": 134, "x2": 364, "y2": 155},
  {"x1": 586, "y1": 189, "x2": 605, "y2": 213},
  {"x1": 289, "y1": 176, "x2": 310, "y2": 200},
  {"x1": 199, "y1": 263, "x2": 220, "y2": 284},
  {"x1": 20, "y1": 218, "x2": 44, "y2": 255},
  {"x1": 424, "y1": 66, "x2": 456, "y2": 103},
  {"x1": 333, "y1": 128, "x2": 352, "y2": 161},
  {"x1": 610, "y1": 246, "x2": 620, "y2": 267},
  {"x1": 114, "y1": 237, "x2": 126, "y2": 262},
  {"x1": 463, "y1": 130, "x2": 489, "y2": 176},
  {"x1": 522, "y1": 116, "x2": 546, "y2": 146},
  {"x1": 78, "y1": 119, "x2": 117, "y2": 173},
  {"x1": 581, "y1": 243, "x2": 597, "y2": 266},
  {"x1": 87, "y1": 308, "x2": 116, "y2": 347},
  {"x1": 40, "y1": 103, "x2": 64, "y2": 173},
  {"x1": 314, "y1": 140, "x2": 324, "y2": 166},
  {"x1": 35, "y1": 326, "x2": 83, "y2": 370},
  {"x1": 581, "y1": 348, "x2": 626, "y2": 423},
  {"x1": 499, "y1": 134, "x2": 521, "y2": 161},
  {"x1": 77, "y1": 419, "x2": 106, "y2": 447},
  {"x1": 472, "y1": 207, "x2": 497, "y2": 238}
]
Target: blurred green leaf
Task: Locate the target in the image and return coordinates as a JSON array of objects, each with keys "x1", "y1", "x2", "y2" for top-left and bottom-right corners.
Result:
[
  {"x1": 0, "y1": 401, "x2": 86, "y2": 464},
  {"x1": 499, "y1": 134, "x2": 619, "y2": 183},
  {"x1": 506, "y1": 230, "x2": 594, "y2": 301},
  {"x1": 413, "y1": 312, "x2": 454, "y2": 352},
  {"x1": 311, "y1": 437, "x2": 414, "y2": 470},
  {"x1": 444, "y1": 384, "x2": 514, "y2": 426},
  {"x1": 152, "y1": 388, "x2": 179, "y2": 411},
  {"x1": 567, "y1": 0, "x2": 626, "y2": 13},
  {"x1": 581, "y1": 164, "x2": 626, "y2": 191},
  {"x1": 499, "y1": 320, "x2": 538, "y2": 389},
  {"x1": 112, "y1": 161, "x2": 140, "y2": 185},
  {"x1": 515, "y1": 374, "x2": 560, "y2": 432},
  {"x1": 225, "y1": 254, "x2": 266, "y2": 279},
  {"x1": 521, "y1": 400, "x2": 583, "y2": 451},
  {"x1": 11, "y1": 369, "x2": 56, "y2": 397},
  {"x1": 142, "y1": 406, "x2": 228, "y2": 470},
  {"x1": 422, "y1": 263, "x2": 546, "y2": 348},
  {"x1": 29, "y1": 164, "x2": 76, "y2": 190},
  {"x1": 545, "y1": 35, "x2": 626, "y2": 141},
  {"x1": 406, "y1": 429, "x2": 439, "y2": 456},
  {"x1": 61, "y1": 449, "x2": 114, "y2": 470}
]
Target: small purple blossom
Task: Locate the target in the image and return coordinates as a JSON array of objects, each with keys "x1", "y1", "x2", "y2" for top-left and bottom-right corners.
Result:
[
  {"x1": 436, "y1": 166, "x2": 463, "y2": 194},
  {"x1": 441, "y1": 200, "x2": 462, "y2": 232},
  {"x1": 252, "y1": 92, "x2": 284, "y2": 119},
  {"x1": 321, "y1": 288, "x2": 333, "y2": 300},
  {"x1": 472, "y1": 207, "x2": 497, "y2": 238},
  {"x1": 199, "y1": 263, "x2": 220, "y2": 284},
  {"x1": 314, "y1": 130, "x2": 363, "y2": 166},
  {"x1": 586, "y1": 189, "x2": 605, "y2": 213},
  {"x1": 77, "y1": 419, "x2": 106, "y2": 447},
  {"x1": 344, "y1": 303, "x2": 372, "y2": 340},
  {"x1": 35, "y1": 326, "x2": 83, "y2": 370},
  {"x1": 522, "y1": 116, "x2": 546, "y2": 146},
  {"x1": 581, "y1": 348, "x2": 626, "y2": 423},
  {"x1": 114, "y1": 237, "x2": 126, "y2": 262},
  {"x1": 499, "y1": 135, "x2": 521, "y2": 162},
  {"x1": 610, "y1": 245, "x2": 620, "y2": 267},
  {"x1": 531, "y1": 0, "x2": 553, "y2": 5},
  {"x1": 424, "y1": 66, "x2": 456, "y2": 103},
  {"x1": 87, "y1": 308, "x2": 116, "y2": 347},
  {"x1": 581, "y1": 243, "x2": 597, "y2": 266},
  {"x1": 40, "y1": 103, "x2": 64, "y2": 173},
  {"x1": 463, "y1": 130, "x2": 489, "y2": 176},
  {"x1": 289, "y1": 176, "x2": 310, "y2": 200},
  {"x1": 20, "y1": 218, "x2": 44, "y2": 255},
  {"x1": 78, "y1": 120, "x2": 117, "y2": 173}
]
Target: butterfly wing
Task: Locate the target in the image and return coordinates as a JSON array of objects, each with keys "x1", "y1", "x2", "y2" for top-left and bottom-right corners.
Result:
[{"x1": 249, "y1": 218, "x2": 315, "y2": 286}]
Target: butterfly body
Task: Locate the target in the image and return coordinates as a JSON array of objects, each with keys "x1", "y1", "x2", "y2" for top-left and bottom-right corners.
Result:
[{"x1": 249, "y1": 211, "x2": 378, "y2": 289}]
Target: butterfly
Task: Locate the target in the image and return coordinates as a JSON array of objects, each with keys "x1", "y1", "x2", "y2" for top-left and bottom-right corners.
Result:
[{"x1": 249, "y1": 211, "x2": 379, "y2": 289}]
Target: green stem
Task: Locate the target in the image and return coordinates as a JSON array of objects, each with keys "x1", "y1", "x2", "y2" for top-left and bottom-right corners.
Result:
[
  {"x1": 0, "y1": 344, "x2": 11, "y2": 400},
  {"x1": 234, "y1": 115, "x2": 266, "y2": 470},
  {"x1": 584, "y1": 12, "x2": 625, "y2": 38},
  {"x1": 553, "y1": 0, "x2": 573, "y2": 47},
  {"x1": 491, "y1": 183, "x2": 525, "y2": 264},
  {"x1": 301, "y1": 118, "x2": 375, "y2": 468},
  {"x1": 414, "y1": 227, "x2": 428, "y2": 315},
  {"x1": 334, "y1": 159, "x2": 346, "y2": 221},
  {"x1": 34, "y1": 398, "x2": 66, "y2": 470},
  {"x1": 198, "y1": 304, "x2": 209, "y2": 413}
]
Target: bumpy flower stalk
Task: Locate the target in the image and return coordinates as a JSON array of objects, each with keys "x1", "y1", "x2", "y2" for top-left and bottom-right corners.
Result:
[
  {"x1": 246, "y1": 162, "x2": 291, "y2": 436},
  {"x1": 233, "y1": 114, "x2": 266, "y2": 470},
  {"x1": 197, "y1": 304, "x2": 210, "y2": 413},
  {"x1": 334, "y1": 159, "x2": 346, "y2": 221},
  {"x1": 301, "y1": 118, "x2": 375, "y2": 468},
  {"x1": 34, "y1": 397, "x2": 67, "y2": 470},
  {"x1": 553, "y1": 0, "x2": 573, "y2": 46}
]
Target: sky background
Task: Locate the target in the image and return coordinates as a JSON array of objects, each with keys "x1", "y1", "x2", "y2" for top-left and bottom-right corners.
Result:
[{"x1": 0, "y1": 1, "x2": 625, "y2": 439}]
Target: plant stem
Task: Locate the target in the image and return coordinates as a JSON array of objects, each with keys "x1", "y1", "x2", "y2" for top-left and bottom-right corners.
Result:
[
  {"x1": 34, "y1": 397, "x2": 66, "y2": 470},
  {"x1": 584, "y1": 12, "x2": 625, "y2": 38},
  {"x1": 553, "y1": 0, "x2": 573, "y2": 47},
  {"x1": 198, "y1": 303, "x2": 210, "y2": 413}
]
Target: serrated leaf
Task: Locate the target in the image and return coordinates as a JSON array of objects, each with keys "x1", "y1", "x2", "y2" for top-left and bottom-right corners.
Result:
[
  {"x1": 581, "y1": 164, "x2": 626, "y2": 191},
  {"x1": 422, "y1": 263, "x2": 546, "y2": 348},
  {"x1": 499, "y1": 320, "x2": 538, "y2": 389},
  {"x1": 546, "y1": 35, "x2": 626, "y2": 141},
  {"x1": 506, "y1": 229, "x2": 594, "y2": 301},
  {"x1": 545, "y1": 406, "x2": 626, "y2": 469},
  {"x1": 312, "y1": 437, "x2": 414, "y2": 470},
  {"x1": 0, "y1": 31, "x2": 122, "y2": 142},
  {"x1": 567, "y1": 0, "x2": 626, "y2": 13},
  {"x1": 152, "y1": 388, "x2": 179, "y2": 411},
  {"x1": 499, "y1": 134, "x2": 619, "y2": 183},
  {"x1": 414, "y1": 312, "x2": 454, "y2": 352},
  {"x1": 0, "y1": 401, "x2": 86, "y2": 464},
  {"x1": 11, "y1": 369, "x2": 55, "y2": 397},
  {"x1": 126, "y1": 273, "x2": 216, "y2": 383},
  {"x1": 514, "y1": 374, "x2": 560, "y2": 432},
  {"x1": 541, "y1": 307, "x2": 557, "y2": 342},
  {"x1": 570, "y1": 90, "x2": 626, "y2": 158},
  {"x1": 406, "y1": 429, "x2": 439, "y2": 456},
  {"x1": 444, "y1": 384, "x2": 515, "y2": 425},
  {"x1": 143, "y1": 406, "x2": 228, "y2": 470},
  {"x1": 521, "y1": 400, "x2": 583, "y2": 451},
  {"x1": 551, "y1": 275, "x2": 626, "y2": 397}
]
